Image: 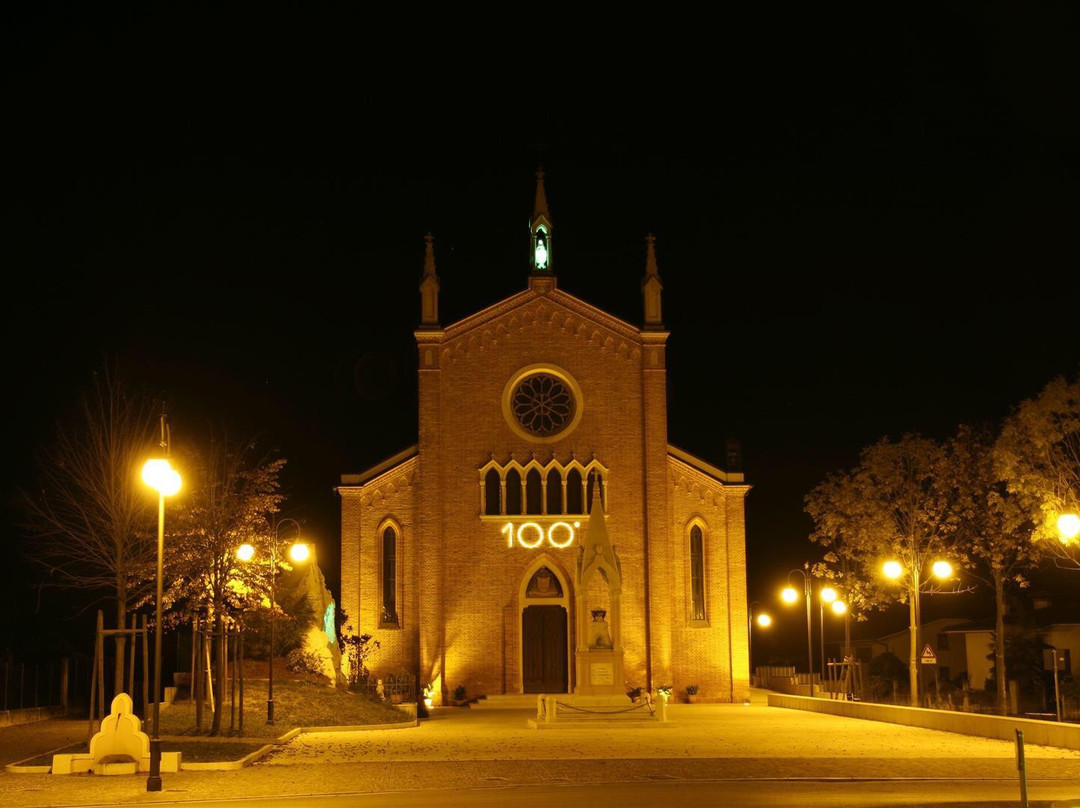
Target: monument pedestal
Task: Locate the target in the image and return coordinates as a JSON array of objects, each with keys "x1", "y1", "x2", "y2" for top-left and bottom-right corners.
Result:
[{"x1": 574, "y1": 647, "x2": 625, "y2": 696}]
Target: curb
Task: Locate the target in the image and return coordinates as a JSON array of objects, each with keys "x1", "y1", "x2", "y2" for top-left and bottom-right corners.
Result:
[{"x1": 4, "y1": 719, "x2": 418, "y2": 774}]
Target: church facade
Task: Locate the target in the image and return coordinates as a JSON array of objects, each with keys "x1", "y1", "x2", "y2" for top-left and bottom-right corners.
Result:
[{"x1": 338, "y1": 173, "x2": 750, "y2": 704}]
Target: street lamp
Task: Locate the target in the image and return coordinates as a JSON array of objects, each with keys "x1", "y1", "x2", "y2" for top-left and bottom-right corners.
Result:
[
  {"x1": 748, "y1": 601, "x2": 772, "y2": 683},
  {"x1": 818, "y1": 587, "x2": 848, "y2": 678},
  {"x1": 237, "y1": 517, "x2": 309, "y2": 725},
  {"x1": 1058, "y1": 513, "x2": 1080, "y2": 543},
  {"x1": 141, "y1": 415, "x2": 181, "y2": 793},
  {"x1": 882, "y1": 556, "x2": 953, "y2": 707},
  {"x1": 781, "y1": 567, "x2": 813, "y2": 682}
]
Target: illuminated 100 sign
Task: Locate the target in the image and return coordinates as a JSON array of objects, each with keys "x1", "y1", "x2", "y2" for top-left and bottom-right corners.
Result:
[{"x1": 502, "y1": 521, "x2": 580, "y2": 549}]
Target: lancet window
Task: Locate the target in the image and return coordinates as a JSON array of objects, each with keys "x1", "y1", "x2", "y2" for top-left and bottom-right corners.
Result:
[
  {"x1": 381, "y1": 524, "x2": 399, "y2": 627},
  {"x1": 689, "y1": 523, "x2": 706, "y2": 622}
]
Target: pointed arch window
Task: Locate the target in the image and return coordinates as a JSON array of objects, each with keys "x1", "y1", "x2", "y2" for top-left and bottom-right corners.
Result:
[
  {"x1": 689, "y1": 524, "x2": 706, "y2": 622},
  {"x1": 546, "y1": 468, "x2": 563, "y2": 515},
  {"x1": 381, "y1": 525, "x2": 399, "y2": 628},
  {"x1": 525, "y1": 469, "x2": 543, "y2": 514},
  {"x1": 505, "y1": 469, "x2": 523, "y2": 515},
  {"x1": 484, "y1": 468, "x2": 501, "y2": 515},
  {"x1": 565, "y1": 468, "x2": 583, "y2": 515}
]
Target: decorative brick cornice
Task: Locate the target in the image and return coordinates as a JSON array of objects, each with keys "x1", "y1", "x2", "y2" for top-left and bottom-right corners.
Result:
[{"x1": 442, "y1": 292, "x2": 643, "y2": 366}]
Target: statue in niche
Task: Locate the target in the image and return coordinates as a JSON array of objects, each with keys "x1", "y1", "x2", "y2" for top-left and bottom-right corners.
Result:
[{"x1": 526, "y1": 567, "x2": 562, "y2": 597}]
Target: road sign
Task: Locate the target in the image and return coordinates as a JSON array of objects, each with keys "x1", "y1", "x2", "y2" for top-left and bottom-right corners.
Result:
[{"x1": 920, "y1": 643, "x2": 937, "y2": 664}]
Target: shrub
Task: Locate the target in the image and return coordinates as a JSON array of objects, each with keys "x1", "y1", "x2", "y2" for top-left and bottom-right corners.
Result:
[
  {"x1": 453, "y1": 684, "x2": 467, "y2": 701},
  {"x1": 627, "y1": 687, "x2": 643, "y2": 700},
  {"x1": 286, "y1": 648, "x2": 324, "y2": 676}
]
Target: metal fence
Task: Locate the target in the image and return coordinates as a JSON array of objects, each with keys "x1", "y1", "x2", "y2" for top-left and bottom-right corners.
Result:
[
  {"x1": 351, "y1": 673, "x2": 416, "y2": 703},
  {"x1": 1, "y1": 660, "x2": 69, "y2": 712}
]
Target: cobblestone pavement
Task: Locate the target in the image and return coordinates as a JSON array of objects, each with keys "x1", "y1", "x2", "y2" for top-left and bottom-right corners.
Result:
[{"x1": 0, "y1": 702, "x2": 1077, "y2": 807}]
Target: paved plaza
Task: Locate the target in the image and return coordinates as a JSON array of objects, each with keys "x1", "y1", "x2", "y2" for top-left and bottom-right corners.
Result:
[{"x1": 0, "y1": 694, "x2": 1078, "y2": 807}]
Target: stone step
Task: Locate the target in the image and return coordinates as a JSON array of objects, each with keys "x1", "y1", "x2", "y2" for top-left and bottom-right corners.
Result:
[{"x1": 469, "y1": 695, "x2": 541, "y2": 710}]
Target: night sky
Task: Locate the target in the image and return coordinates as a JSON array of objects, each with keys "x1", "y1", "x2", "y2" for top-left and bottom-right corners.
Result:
[{"x1": 4, "y1": 5, "x2": 1078, "y2": 662}]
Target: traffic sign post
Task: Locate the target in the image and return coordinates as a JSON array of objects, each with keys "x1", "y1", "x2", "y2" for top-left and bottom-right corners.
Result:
[{"x1": 920, "y1": 644, "x2": 937, "y2": 664}]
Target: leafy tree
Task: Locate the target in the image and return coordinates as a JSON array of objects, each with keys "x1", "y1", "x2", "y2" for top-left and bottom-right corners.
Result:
[
  {"x1": 165, "y1": 431, "x2": 285, "y2": 735},
  {"x1": 996, "y1": 372, "x2": 1080, "y2": 569},
  {"x1": 944, "y1": 423, "x2": 1043, "y2": 715},
  {"x1": 806, "y1": 471, "x2": 893, "y2": 658},
  {"x1": 21, "y1": 363, "x2": 160, "y2": 695},
  {"x1": 804, "y1": 434, "x2": 960, "y2": 705}
]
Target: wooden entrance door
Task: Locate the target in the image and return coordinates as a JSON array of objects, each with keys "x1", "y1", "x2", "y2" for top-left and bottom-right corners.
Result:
[{"x1": 522, "y1": 605, "x2": 568, "y2": 693}]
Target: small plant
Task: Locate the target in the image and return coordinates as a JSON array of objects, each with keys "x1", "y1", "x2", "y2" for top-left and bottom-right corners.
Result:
[
  {"x1": 684, "y1": 684, "x2": 699, "y2": 696},
  {"x1": 627, "y1": 686, "x2": 643, "y2": 701},
  {"x1": 453, "y1": 684, "x2": 467, "y2": 702},
  {"x1": 286, "y1": 648, "x2": 324, "y2": 676},
  {"x1": 657, "y1": 684, "x2": 673, "y2": 698}
]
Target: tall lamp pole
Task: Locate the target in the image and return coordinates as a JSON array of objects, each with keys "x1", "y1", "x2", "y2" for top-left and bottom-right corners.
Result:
[
  {"x1": 883, "y1": 557, "x2": 953, "y2": 707},
  {"x1": 238, "y1": 517, "x2": 309, "y2": 726},
  {"x1": 141, "y1": 415, "x2": 181, "y2": 793},
  {"x1": 748, "y1": 601, "x2": 771, "y2": 685},
  {"x1": 782, "y1": 567, "x2": 813, "y2": 682}
]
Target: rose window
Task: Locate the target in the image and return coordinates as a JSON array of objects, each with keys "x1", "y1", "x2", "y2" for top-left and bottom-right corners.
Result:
[{"x1": 510, "y1": 373, "x2": 575, "y2": 437}]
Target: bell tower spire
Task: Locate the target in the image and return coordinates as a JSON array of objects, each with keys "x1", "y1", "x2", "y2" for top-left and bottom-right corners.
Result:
[
  {"x1": 529, "y1": 168, "x2": 553, "y2": 276},
  {"x1": 419, "y1": 232, "x2": 440, "y2": 329},
  {"x1": 642, "y1": 233, "x2": 663, "y2": 330}
]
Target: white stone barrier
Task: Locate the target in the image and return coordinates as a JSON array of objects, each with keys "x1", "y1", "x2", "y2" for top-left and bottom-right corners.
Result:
[{"x1": 767, "y1": 692, "x2": 1080, "y2": 751}]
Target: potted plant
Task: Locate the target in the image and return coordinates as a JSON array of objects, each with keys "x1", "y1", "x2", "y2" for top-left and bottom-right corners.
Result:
[
  {"x1": 657, "y1": 684, "x2": 673, "y2": 700},
  {"x1": 685, "y1": 684, "x2": 699, "y2": 703},
  {"x1": 627, "y1": 686, "x2": 643, "y2": 703},
  {"x1": 452, "y1": 684, "x2": 468, "y2": 706}
]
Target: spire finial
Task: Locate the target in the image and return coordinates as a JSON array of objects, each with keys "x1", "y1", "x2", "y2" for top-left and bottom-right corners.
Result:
[
  {"x1": 423, "y1": 232, "x2": 436, "y2": 278},
  {"x1": 533, "y1": 168, "x2": 549, "y2": 219},
  {"x1": 645, "y1": 233, "x2": 659, "y2": 279},
  {"x1": 529, "y1": 169, "x2": 554, "y2": 279},
  {"x1": 419, "y1": 232, "x2": 440, "y2": 328},
  {"x1": 641, "y1": 232, "x2": 664, "y2": 330}
]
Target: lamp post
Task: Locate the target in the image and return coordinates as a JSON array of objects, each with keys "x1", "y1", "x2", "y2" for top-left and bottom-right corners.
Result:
[
  {"x1": 141, "y1": 415, "x2": 181, "y2": 793},
  {"x1": 781, "y1": 567, "x2": 813, "y2": 682},
  {"x1": 883, "y1": 557, "x2": 953, "y2": 707},
  {"x1": 818, "y1": 587, "x2": 839, "y2": 678},
  {"x1": 237, "y1": 517, "x2": 309, "y2": 725},
  {"x1": 748, "y1": 601, "x2": 771, "y2": 685},
  {"x1": 819, "y1": 592, "x2": 847, "y2": 686}
]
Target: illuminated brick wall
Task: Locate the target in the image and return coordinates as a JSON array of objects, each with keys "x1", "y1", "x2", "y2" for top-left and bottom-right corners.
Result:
[{"x1": 338, "y1": 283, "x2": 750, "y2": 702}]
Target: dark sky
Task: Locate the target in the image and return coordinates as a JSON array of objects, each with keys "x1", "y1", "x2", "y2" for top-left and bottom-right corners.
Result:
[{"x1": 4, "y1": 4, "x2": 1078, "y2": 660}]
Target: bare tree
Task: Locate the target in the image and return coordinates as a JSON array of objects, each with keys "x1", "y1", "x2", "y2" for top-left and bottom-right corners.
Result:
[{"x1": 21, "y1": 362, "x2": 161, "y2": 695}]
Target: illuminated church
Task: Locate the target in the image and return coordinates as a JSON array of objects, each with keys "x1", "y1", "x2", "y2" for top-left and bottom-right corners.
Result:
[{"x1": 338, "y1": 172, "x2": 750, "y2": 704}]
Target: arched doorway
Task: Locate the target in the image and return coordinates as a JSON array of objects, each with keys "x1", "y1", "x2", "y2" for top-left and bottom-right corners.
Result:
[{"x1": 520, "y1": 564, "x2": 569, "y2": 693}]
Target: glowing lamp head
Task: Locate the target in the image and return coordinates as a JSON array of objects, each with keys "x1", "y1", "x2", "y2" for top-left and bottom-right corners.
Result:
[
  {"x1": 756, "y1": 613, "x2": 772, "y2": 628},
  {"x1": 931, "y1": 560, "x2": 953, "y2": 580},
  {"x1": 781, "y1": 587, "x2": 799, "y2": 604},
  {"x1": 883, "y1": 560, "x2": 903, "y2": 579},
  {"x1": 142, "y1": 458, "x2": 181, "y2": 496},
  {"x1": 1058, "y1": 513, "x2": 1080, "y2": 542},
  {"x1": 236, "y1": 543, "x2": 255, "y2": 562},
  {"x1": 288, "y1": 543, "x2": 310, "y2": 563},
  {"x1": 820, "y1": 587, "x2": 837, "y2": 603},
  {"x1": 831, "y1": 600, "x2": 848, "y2": 615}
]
